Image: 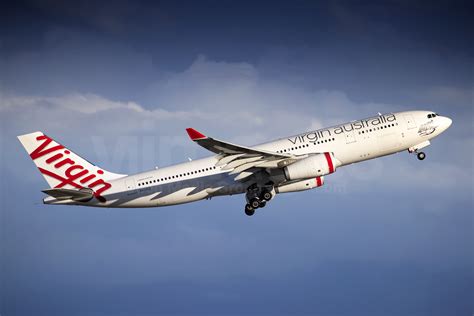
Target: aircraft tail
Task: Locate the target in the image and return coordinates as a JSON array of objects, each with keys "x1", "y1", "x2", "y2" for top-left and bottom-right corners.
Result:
[{"x1": 18, "y1": 131, "x2": 126, "y2": 201}]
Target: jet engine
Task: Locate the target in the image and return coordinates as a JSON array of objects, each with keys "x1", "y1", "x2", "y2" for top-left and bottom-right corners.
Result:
[
  {"x1": 275, "y1": 177, "x2": 324, "y2": 193},
  {"x1": 283, "y1": 152, "x2": 338, "y2": 181}
]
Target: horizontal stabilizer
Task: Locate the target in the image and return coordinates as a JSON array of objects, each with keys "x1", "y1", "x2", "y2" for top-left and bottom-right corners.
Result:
[{"x1": 42, "y1": 188, "x2": 94, "y2": 202}]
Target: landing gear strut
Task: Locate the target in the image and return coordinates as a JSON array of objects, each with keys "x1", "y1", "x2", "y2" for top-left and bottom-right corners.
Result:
[
  {"x1": 408, "y1": 142, "x2": 430, "y2": 161},
  {"x1": 417, "y1": 152, "x2": 426, "y2": 160}
]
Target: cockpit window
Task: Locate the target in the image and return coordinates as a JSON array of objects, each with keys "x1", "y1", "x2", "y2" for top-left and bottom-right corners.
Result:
[
  {"x1": 427, "y1": 113, "x2": 438, "y2": 119},
  {"x1": 428, "y1": 114, "x2": 432, "y2": 118}
]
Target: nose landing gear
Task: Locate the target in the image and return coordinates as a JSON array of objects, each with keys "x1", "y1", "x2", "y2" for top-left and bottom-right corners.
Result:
[
  {"x1": 408, "y1": 141, "x2": 430, "y2": 161},
  {"x1": 417, "y1": 152, "x2": 426, "y2": 160}
]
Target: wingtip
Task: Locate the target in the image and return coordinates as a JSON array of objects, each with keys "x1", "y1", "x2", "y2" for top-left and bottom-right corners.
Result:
[{"x1": 186, "y1": 128, "x2": 207, "y2": 140}]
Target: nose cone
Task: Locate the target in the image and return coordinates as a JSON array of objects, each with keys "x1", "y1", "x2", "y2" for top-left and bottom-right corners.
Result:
[{"x1": 442, "y1": 116, "x2": 452, "y2": 131}]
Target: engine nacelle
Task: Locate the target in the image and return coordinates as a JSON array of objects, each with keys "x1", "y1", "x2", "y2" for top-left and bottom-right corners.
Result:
[
  {"x1": 283, "y1": 153, "x2": 337, "y2": 181},
  {"x1": 275, "y1": 177, "x2": 324, "y2": 194}
]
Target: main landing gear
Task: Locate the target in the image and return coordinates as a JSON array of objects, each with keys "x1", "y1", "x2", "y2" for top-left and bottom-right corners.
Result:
[
  {"x1": 244, "y1": 183, "x2": 274, "y2": 216},
  {"x1": 245, "y1": 204, "x2": 255, "y2": 216}
]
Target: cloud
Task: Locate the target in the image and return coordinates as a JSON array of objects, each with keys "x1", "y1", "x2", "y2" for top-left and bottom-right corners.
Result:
[
  {"x1": 1, "y1": 55, "x2": 471, "y2": 189},
  {"x1": 0, "y1": 92, "x2": 143, "y2": 113},
  {"x1": 1, "y1": 55, "x2": 394, "y2": 173},
  {"x1": 1, "y1": 2, "x2": 473, "y2": 314},
  {"x1": 1, "y1": 59, "x2": 471, "y2": 298}
]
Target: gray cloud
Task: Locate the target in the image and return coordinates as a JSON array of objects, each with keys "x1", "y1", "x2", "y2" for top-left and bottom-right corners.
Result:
[
  {"x1": 1, "y1": 56, "x2": 471, "y2": 210},
  {"x1": 1, "y1": 2, "x2": 472, "y2": 314}
]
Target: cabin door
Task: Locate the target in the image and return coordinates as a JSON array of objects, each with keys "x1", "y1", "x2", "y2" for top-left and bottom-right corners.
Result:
[
  {"x1": 403, "y1": 115, "x2": 417, "y2": 129},
  {"x1": 345, "y1": 130, "x2": 356, "y2": 144},
  {"x1": 125, "y1": 178, "x2": 137, "y2": 195}
]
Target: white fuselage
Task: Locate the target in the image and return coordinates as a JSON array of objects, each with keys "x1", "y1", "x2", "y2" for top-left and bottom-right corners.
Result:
[{"x1": 46, "y1": 110, "x2": 451, "y2": 208}]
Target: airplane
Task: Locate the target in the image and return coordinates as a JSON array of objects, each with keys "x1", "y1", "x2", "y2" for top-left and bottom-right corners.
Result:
[{"x1": 18, "y1": 110, "x2": 452, "y2": 216}]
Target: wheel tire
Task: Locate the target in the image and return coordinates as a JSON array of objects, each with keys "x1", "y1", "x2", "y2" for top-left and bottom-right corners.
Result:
[
  {"x1": 417, "y1": 152, "x2": 426, "y2": 160},
  {"x1": 250, "y1": 199, "x2": 260, "y2": 209},
  {"x1": 259, "y1": 201, "x2": 266, "y2": 208},
  {"x1": 262, "y1": 192, "x2": 272, "y2": 201},
  {"x1": 245, "y1": 204, "x2": 255, "y2": 216}
]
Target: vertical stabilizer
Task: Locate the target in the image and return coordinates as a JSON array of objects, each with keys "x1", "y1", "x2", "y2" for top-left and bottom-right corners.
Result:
[{"x1": 18, "y1": 131, "x2": 126, "y2": 201}]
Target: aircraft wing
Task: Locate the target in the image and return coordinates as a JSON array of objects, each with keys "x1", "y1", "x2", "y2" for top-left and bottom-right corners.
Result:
[
  {"x1": 186, "y1": 128, "x2": 301, "y2": 181},
  {"x1": 186, "y1": 128, "x2": 292, "y2": 157}
]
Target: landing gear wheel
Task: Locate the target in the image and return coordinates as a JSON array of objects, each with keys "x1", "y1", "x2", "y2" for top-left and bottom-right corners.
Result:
[
  {"x1": 245, "y1": 204, "x2": 255, "y2": 216},
  {"x1": 250, "y1": 199, "x2": 260, "y2": 209},
  {"x1": 262, "y1": 192, "x2": 272, "y2": 201},
  {"x1": 259, "y1": 201, "x2": 266, "y2": 208},
  {"x1": 417, "y1": 152, "x2": 426, "y2": 160}
]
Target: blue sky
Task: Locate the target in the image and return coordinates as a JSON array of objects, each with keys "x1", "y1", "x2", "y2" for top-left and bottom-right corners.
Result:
[{"x1": 0, "y1": 1, "x2": 472, "y2": 315}]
